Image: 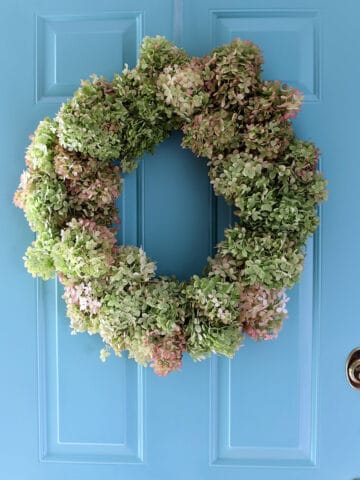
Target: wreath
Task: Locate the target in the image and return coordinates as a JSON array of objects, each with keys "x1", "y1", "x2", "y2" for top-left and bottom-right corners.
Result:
[{"x1": 14, "y1": 36, "x2": 327, "y2": 375}]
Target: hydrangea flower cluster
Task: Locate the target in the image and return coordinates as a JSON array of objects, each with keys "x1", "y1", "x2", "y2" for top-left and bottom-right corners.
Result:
[{"x1": 14, "y1": 36, "x2": 327, "y2": 375}]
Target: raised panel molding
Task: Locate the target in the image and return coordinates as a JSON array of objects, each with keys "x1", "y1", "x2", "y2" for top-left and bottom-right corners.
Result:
[
  {"x1": 36, "y1": 13, "x2": 143, "y2": 103},
  {"x1": 211, "y1": 10, "x2": 320, "y2": 101},
  {"x1": 37, "y1": 279, "x2": 145, "y2": 464},
  {"x1": 209, "y1": 233, "x2": 320, "y2": 467},
  {"x1": 36, "y1": 11, "x2": 145, "y2": 461}
]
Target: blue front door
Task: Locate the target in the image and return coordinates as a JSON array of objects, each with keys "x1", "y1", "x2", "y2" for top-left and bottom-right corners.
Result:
[{"x1": 2, "y1": 0, "x2": 360, "y2": 478}]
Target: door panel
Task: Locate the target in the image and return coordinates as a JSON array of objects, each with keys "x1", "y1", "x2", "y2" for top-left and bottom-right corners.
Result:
[
  {"x1": 2, "y1": 0, "x2": 360, "y2": 479},
  {"x1": 36, "y1": 13, "x2": 142, "y2": 103},
  {"x1": 210, "y1": 244, "x2": 316, "y2": 467}
]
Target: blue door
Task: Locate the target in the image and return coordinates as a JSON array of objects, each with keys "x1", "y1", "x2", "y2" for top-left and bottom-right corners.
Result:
[{"x1": 2, "y1": 0, "x2": 360, "y2": 478}]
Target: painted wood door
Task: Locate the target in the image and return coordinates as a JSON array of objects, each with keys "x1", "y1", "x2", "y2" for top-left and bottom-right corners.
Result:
[{"x1": 2, "y1": 0, "x2": 359, "y2": 478}]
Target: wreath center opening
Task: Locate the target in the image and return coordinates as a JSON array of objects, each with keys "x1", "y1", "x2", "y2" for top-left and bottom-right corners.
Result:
[{"x1": 128, "y1": 131, "x2": 214, "y2": 280}]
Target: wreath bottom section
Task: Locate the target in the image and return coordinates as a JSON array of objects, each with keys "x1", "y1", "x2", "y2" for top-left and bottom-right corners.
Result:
[{"x1": 55, "y1": 219, "x2": 290, "y2": 376}]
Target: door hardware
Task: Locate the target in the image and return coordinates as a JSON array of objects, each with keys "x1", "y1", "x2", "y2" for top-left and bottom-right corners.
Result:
[{"x1": 346, "y1": 348, "x2": 360, "y2": 389}]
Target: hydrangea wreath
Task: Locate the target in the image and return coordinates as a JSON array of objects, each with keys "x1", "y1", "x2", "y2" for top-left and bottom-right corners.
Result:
[{"x1": 14, "y1": 36, "x2": 327, "y2": 376}]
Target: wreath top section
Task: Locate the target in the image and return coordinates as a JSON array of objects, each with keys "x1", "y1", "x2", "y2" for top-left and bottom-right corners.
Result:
[
  {"x1": 56, "y1": 37, "x2": 301, "y2": 171},
  {"x1": 15, "y1": 36, "x2": 327, "y2": 375}
]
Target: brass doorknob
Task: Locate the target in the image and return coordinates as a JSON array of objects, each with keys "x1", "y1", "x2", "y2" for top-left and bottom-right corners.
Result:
[{"x1": 346, "y1": 348, "x2": 360, "y2": 389}]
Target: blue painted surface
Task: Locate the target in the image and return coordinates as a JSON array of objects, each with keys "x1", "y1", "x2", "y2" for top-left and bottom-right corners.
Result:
[{"x1": 1, "y1": 0, "x2": 360, "y2": 478}]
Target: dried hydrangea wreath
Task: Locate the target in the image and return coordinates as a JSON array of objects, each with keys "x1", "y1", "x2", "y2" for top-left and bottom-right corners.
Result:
[{"x1": 14, "y1": 36, "x2": 327, "y2": 375}]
